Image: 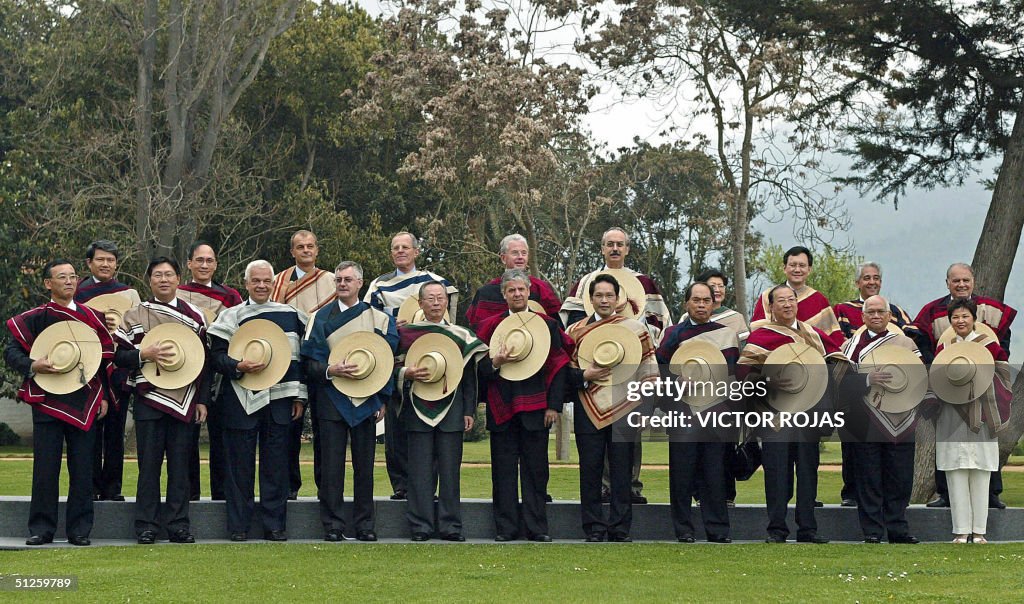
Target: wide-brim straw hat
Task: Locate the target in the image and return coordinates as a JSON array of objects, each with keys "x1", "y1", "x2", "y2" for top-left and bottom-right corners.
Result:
[
  {"x1": 938, "y1": 322, "x2": 998, "y2": 348},
  {"x1": 397, "y1": 294, "x2": 451, "y2": 324},
  {"x1": 762, "y1": 342, "x2": 828, "y2": 413},
  {"x1": 857, "y1": 345, "x2": 927, "y2": 413},
  {"x1": 228, "y1": 318, "x2": 293, "y2": 392},
  {"x1": 489, "y1": 311, "x2": 551, "y2": 381},
  {"x1": 327, "y1": 331, "x2": 395, "y2": 399},
  {"x1": 83, "y1": 294, "x2": 134, "y2": 332},
  {"x1": 406, "y1": 333, "x2": 464, "y2": 401},
  {"x1": 140, "y1": 322, "x2": 205, "y2": 390},
  {"x1": 29, "y1": 321, "x2": 103, "y2": 395},
  {"x1": 668, "y1": 339, "x2": 729, "y2": 407},
  {"x1": 582, "y1": 269, "x2": 647, "y2": 320},
  {"x1": 929, "y1": 340, "x2": 995, "y2": 404},
  {"x1": 576, "y1": 322, "x2": 643, "y2": 387}
]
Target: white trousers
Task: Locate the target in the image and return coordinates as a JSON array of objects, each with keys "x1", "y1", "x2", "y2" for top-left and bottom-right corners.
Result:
[{"x1": 946, "y1": 468, "x2": 990, "y2": 535}]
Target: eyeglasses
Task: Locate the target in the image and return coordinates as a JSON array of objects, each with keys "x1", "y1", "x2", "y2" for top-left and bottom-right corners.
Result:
[
  {"x1": 47, "y1": 274, "x2": 79, "y2": 282},
  {"x1": 863, "y1": 310, "x2": 889, "y2": 317}
]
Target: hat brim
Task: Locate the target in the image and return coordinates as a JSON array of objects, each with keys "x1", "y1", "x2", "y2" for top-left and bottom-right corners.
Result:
[
  {"x1": 763, "y1": 342, "x2": 828, "y2": 413},
  {"x1": 83, "y1": 294, "x2": 134, "y2": 332},
  {"x1": 582, "y1": 269, "x2": 647, "y2": 320},
  {"x1": 228, "y1": 319, "x2": 293, "y2": 392},
  {"x1": 576, "y1": 322, "x2": 643, "y2": 386},
  {"x1": 668, "y1": 339, "x2": 729, "y2": 407},
  {"x1": 938, "y1": 323, "x2": 998, "y2": 348},
  {"x1": 858, "y1": 345, "x2": 927, "y2": 414},
  {"x1": 929, "y1": 341, "x2": 995, "y2": 404},
  {"x1": 328, "y1": 332, "x2": 396, "y2": 399},
  {"x1": 29, "y1": 321, "x2": 103, "y2": 395},
  {"x1": 140, "y1": 323, "x2": 205, "y2": 390},
  {"x1": 490, "y1": 311, "x2": 551, "y2": 381},
  {"x1": 406, "y1": 333, "x2": 464, "y2": 401}
]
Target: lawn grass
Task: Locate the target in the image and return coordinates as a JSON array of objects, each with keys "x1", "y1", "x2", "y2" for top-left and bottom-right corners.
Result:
[{"x1": 0, "y1": 543, "x2": 1022, "y2": 602}]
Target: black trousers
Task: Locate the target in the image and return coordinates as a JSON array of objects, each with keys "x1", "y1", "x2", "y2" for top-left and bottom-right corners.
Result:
[
  {"x1": 385, "y1": 398, "x2": 408, "y2": 494},
  {"x1": 207, "y1": 402, "x2": 226, "y2": 500},
  {"x1": 762, "y1": 440, "x2": 819, "y2": 539},
  {"x1": 935, "y1": 468, "x2": 1002, "y2": 498},
  {"x1": 135, "y1": 415, "x2": 193, "y2": 535},
  {"x1": 222, "y1": 412, "x2": 290, "y2": 534},
  {"x1": 189, "y1": 424, "x2": 202, "y2": 499},
  {"x1": 288, "y1": 408, "x2": 305, "y2": 494},
  {"x1": 407, "y1": 430, "x2": 464, "y2": 536},
  {"x1": 840, "y1": 441, "x2": 858, "y2": 502},
  {"x1": 577, "y1": 430, "x2": 632, "y2": 538},
  {"x1": 30, "y1": 418, "x2": 96, "y2": 539},
  {"x1": 318, "y1": 416, "x2": 376, "y2": 534},
  {"x1": 490, "y1": 419, "x2": 549, "y2": 538},
  {"x1": 602, "y1": 433, "x2": 643, "y2": 495},
  {"x1": 853, "y1": 441, "x2": 913, "y2": 539},
  {"x1": 91, "y1": 397, "x2": 128, "y2": 498},
  {"x1": 670, "y1": 441, "x2": 730, "y2": 540}
]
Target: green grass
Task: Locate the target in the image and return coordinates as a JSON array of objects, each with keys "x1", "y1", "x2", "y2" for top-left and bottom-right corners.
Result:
[{"x1": 1, "y1": 543, "x2": 1023, "y2": 602}]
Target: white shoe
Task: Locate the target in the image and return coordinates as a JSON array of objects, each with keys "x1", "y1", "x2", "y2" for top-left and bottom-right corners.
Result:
[
  {"x1": 972, "y1": 534, "x2": 988, "y2": 544},
  {"x1": 952, "y1": 535, "x2": 968, "y2": 544}
]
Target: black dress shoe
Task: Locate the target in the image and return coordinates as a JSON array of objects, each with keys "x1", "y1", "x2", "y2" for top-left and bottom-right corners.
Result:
[
  {"x1": 265, "y1": 530, "x2": 288, "y2": 542},
  {"x1": 530, "y1": 534, "x2": 552, "y2": 543},
  {"x1": 356, "y1": 530, "x2": 378, "y2": 542},
  {"x1": 389, "y1": 490, "x2": 407, "y2": 501},
  {"x1": 109, "y1": 494, "x2": 126, "y2": 502},
  {"x1": 926, "y1": 496, "x2": 949, "y2": 508},
  {"x1": 545, "y1": 493, "x2": 553, "y2": 503},
  {"x1": 678, "y1": 536, "x2": 696, "y2": 544},
  {"x1": 93, "y1": 493, "x2": 102, "y2": 501},
  {"x1": 797, "y1": 534, "x2": 829, "y2": 544},
  {"x1": 863, "y1": 536, "x2": 881, "y2": 544},
  {"x1": 989, "y1": 497, "x2": 1007, "y2": 510},
  {"x1": 889, "y1": 534, "x2": 920, "y2": 544},
  {"x1": 765, "y1": 534, "x2": 787, "y2": 544},
  {"x1": 726, "y1": 500, "x2": 735, "y2": 508},
  {"x1": 707, "y1": 535, "x2": 732, "y2": 544},
  {"x1": 585, "y1": 532, "x2": 605, "y2": 543},
  {"x1": 169, "y1": 529, "x2": 195, "y2": 544},
  {"x1": 230, "y1": 532, "x2": 248, "y2": 542},
  {"x1": 25, "y1": 535, "x2": 52, "y2": 546},
  {"x1": 411, "y1": 532, "x2": 430, "y2": 542},
  {"x1": 441, "y1": 533, "x2": 465, "y2": 542},
  {"x1": 814, "y1": 500, "x2": 823, "y2": 508},
  {"x1": 324, "y1": 530, "x2": 344, "y2": 542},
  {"x1": 68, "y1": 535, "x2": 91, "y2": 546},
  {"x1": 137, "y1": 531, "x2": 157, "y2": 545},
  {"x1": 288, "y1": 490, "x2": 299, "y2": 501},
  {"x1": 631, "y1": 494, "x2": 648, "y2": 504},
  {"x1": 609, "y1": 534, "x2": 632, "y2": 543},
  {"x1": 494, "y1": 534, "x2": 516, "y2": 542},
  {"x1": 840, "y1": 498, "x2": 857, "y2": 507},
  {"x1": 189, "y1": 494, "x2": 200, "y2": 502}
]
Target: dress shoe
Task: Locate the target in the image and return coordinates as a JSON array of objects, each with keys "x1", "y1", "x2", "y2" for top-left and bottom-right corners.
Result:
[
  {"x1": 989, "y1": 497, "x2": 1006, "y2": 510},
  {"x1": 726, "y1": 500, "x2": 735, "y2": 508},
  {"x1": 707, "y1": 535, "x2": 732, "y2": 544},
  {"x1": 889, "y1": 534, "x2": 919, "y2": 544},
  {"x1": 609, "y1": 534, "x2": 632, "y2": 543},
  {"x1": 863, "y1": 536, "x2": 881, "y2": 544},
  {"x1": 169, "y1": 529, "x2": 195, "y2": 544},
  {"x1": 441, "y1": 533, "x2": 465, "y2": 542},
  {"x1": 288, "y1": 490, "x2": 299, "y2": 501},
  {"x1": 230, "y1": 532, "x2": 248, "y2": 542},
  {"x1": 68, "y1": 535, "x2": 91, "y2": 546},
  {"x1": 211, "y1": 495, "x2": 226, "y2": 502},
  {"x1": 411, "y1": 532, "x2": 430, "y2": 542},
  {"x1": 631, "y1": 494, "x2": 648, "y2": 504},
  {"x1": 93, "y1": 493, "x2": 102, "y2": 501},
  {"x1": 494, "y1": 534, "x2": 516, "y2": 542},
  {"x1": 264, "y1": 530, "x2": 288, "y2": 542},
  {"x1": 189, "y1": 494, "x2": 200, "y2": 502},
  {"x1": 840, "y1": 499, "x2": 857, "y2": 507},
  {"x1": 356, "y1": 530, "x2": 378, "y2": 542},
  {"x1": 390, "y1": 490, "x2": 407, "y2": 501},
  {"x1": 109, "y1": 494, "x2": 126, "y2": 502},
  {"x1": 926, "y1": 496, "x2": 949, "y2": 508},
  {"x1": 797, "y1": 534, "x2": 829, "y2": 544},
  {"x1": 764, "y1": 534, "x2": 787, "y2": 544},
  {"x1": 324, "y1": 530, "x2": 344, "y2": 542},
  {"x1": 545, "y1": 493, "x2": 553, "y2": 503},
  {"x1": 530, "y1": 534, "x2": 552, "y2": 543},
  {"x1": 585, "y1": 532, "x2": 605, "y2": 543},
  {"x1": 814, "y1": 500, "x2": 823, "y2": 508},
  {"x1": 137, "y1": 531, "x2": 157, "y2": 545},
  {"x1": 678, "y1": 536, "x2": 696, "y2": 544},
  {"x1": 25, "y1": 535, "x2": 52, "y2": 546}
]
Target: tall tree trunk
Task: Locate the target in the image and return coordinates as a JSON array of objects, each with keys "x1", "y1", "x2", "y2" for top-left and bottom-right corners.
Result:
[{"x1": 911, "y1": 416, "x2": 937, "y2": 503}]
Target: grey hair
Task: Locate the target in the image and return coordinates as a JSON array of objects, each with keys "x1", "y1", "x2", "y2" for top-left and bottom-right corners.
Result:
[
  {"x1": 863, "y1": 294, "x2": 890, "y2": 309},
  {"x1": 244, "y1": 259, "x2": 275, "y2": 282},
  {"x1": 856, "y1": 262, "x2": 882, "y2": 280},
  {"x1": 391, "y1": 231, "x2": 420, "y2": 250},
  {"x1": 290, "y1": 229, "x2": 317, "y2": 248},
  {"x1": 500, "y1": 268, "x2": 530, "y2": 291},
  {"x1": 601, "y1": 227, "x2": 630, "y2": 246},
  {"x1": 335, "y1": 260, "x2": 363, "y2": 280},
  {"x1": 499, "y1": 233, "x2": 528, "y2": 255},
  {"x1": 418, "y1": 280, "x2": 447, "y2": 298},
  {"x1": 946, "y1": 262, "x2": 974, "y2": 279}
]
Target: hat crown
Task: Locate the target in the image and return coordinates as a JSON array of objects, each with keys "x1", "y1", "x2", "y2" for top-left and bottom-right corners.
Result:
[
  {"x1": 681, "y1": 357, "x2": 712, "y2": 382},
  {"x1": 158, "y1": 339, "x2": 186, "y2": 372},
  {"x1": 243, "y1": 339, "x2": 273, "y2": 366},
  {"x1": 778, "y1": 361, "x2": 808, "y2": 393},
  {"x1": 593, "y1": 340, "x2": 625, "y2": 368},
  {"x1": 504, "y1": 328, "x2": 534, "y2": 361},
  {"x1": 346, "y1": 348, "x2": 376, "y2": 379},
  {"x1": 880, "y1": 363, "x2": 909, "y2": 393},
  {"x1": 419, "y1": 351, "x2": 447, "y2": 383},
  {"x1": 49, "y1": 340, "x2": 82, "y2": 374},
  {"x1": 947, "y1": 355, "x2": 977, "y2": 386}
]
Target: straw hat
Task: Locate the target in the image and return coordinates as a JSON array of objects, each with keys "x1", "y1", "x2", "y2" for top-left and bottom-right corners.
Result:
[
  {"x1": 489, "y1": 311, "x2": 551, "y2": 381},
  {"x1": 227, "y1": 319, "x2": 292, "y2": 391},
  {"x1": 929, "y1": 340, "x2": 995, "y2": 404},
  {"x1": 405, "y1": 333, "x2": 464, "y2": 401},
  {"x1": 857, "y1": 345, "x2": 927, "y2": 413},
  {"x1": 576, "y1": 323, "x2": 643, "y2": 387},
  {"x1": 327, "y1": 331, "x2": 395, "y2": 399},
  {"x1": 527, "y1": 300, "x2": 546, "y2": 315},
  {"x1": 668, "y1": 339, "x2": 729, "y2": 407},
  {"x1": 397, "y1": 294, "x2": 451, "y2": 324},
  {"x1": 140, "y1": 323, "x2": 205, "y2": 390},
  {"x1": 83, "y1": 294, "x2": 133, "y2": 332},
  {"x1": 582, "y1": 269, "x2": 646, "y2": 320},
  {"x1": 938, "y1": 322, "x2": 998, "y2": 348},
  {"x1": 762, "y1": 342, "x2": 828, "y2": 413},
  {"x1": 29, "y1": 321, "x2": 103, "y2": 395}
]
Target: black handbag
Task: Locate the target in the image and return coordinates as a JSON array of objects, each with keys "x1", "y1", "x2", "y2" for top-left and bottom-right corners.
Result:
[{"x1": 728, "y1": 434, "x2": 762, "y2": 482}]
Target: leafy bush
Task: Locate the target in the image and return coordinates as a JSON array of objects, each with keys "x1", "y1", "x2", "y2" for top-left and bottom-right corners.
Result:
[{"x1": 0, "y1": 422, "x2": 21, "y2": 446}]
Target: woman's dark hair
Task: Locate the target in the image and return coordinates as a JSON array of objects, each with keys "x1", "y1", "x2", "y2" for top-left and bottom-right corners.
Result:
[{"x1": 946, "y1": 297, "x2": 977, "y2": 320}]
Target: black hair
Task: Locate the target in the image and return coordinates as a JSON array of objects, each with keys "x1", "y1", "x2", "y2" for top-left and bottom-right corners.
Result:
[
  {"x1": 146, "y1": 256, "x2": 181, "y2": 279},
  {"x1": 684, "y1": 281, "x2": 713, "y2": 301},
  {"x1": 86, "y1": 240, "x2": 120, "y2": 261},
  {"x1": 767, "y1": 284, "x2": 796, "y2": 305},
  {"x1": 783, "y1": 245, "x2": 813, "y2": 267},
  {"x1": 589, "y1": 273, "x2": 620, "y2": 297},
  {"x1": 187, "y1": 240, "x2": 215, "y2": 260},
  {"x1": 946, "y1": 297, "x2": 978, "y2": 321},
  {"x1": 695, "y1": 268, "x2": 727, "y2": 287},
  {"x1": 42, "y1": 258, "x2": 75, "y2": 282}
]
